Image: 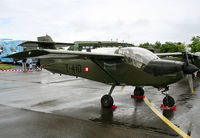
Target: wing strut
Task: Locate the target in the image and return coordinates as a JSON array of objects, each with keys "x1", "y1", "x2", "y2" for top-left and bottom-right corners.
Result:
[
  {"x1": 109, "y1": 85, "x2": 116, "y2": 95},
  {"x1": 91, "y1": 59, "x2": 120, "y2": 85}
]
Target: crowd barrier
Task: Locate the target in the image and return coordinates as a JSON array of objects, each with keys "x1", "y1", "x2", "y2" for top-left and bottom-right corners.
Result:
[{"x1": 0, "y1": 68, "x2": 43, "y2": 72}]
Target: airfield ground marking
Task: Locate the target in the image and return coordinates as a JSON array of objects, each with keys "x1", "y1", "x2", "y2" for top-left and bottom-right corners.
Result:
[{"x1": 143, "y1": 97, "x2": 191, "y2": 138}]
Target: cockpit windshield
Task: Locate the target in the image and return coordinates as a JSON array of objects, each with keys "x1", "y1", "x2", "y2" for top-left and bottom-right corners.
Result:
[{"x1": 117, "y1": 47, "x2": 159, "y2": 68}]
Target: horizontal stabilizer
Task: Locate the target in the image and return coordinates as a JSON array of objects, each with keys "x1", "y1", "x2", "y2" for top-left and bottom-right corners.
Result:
[{"x1": 20, "y1": 41, "x2": 74, "y2": 49}]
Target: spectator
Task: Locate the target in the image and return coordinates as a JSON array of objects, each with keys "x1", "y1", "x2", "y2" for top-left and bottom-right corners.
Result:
[
  {"x1": 22, "y1": 58, "x2": 27, "y2": 70},
  {"x1": 29, "y1": 62, "x2": 32, "y2": 70},
  {"x1": 36, "y1": 59, "x2": 41, "y2": 69}
]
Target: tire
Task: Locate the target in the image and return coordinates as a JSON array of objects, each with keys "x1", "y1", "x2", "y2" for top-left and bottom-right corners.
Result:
[
  {"x1": 101, "y1": 95, "x2": 114, "y2": 108},
  {"x1": 163, "y1": 96, "x2": 175, "y2": 107},
  {"x1": 134, "y1": 87, "x2": 144, "y2": 96}
]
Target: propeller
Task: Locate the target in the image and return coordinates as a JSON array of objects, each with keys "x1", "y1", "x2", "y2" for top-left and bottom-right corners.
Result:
[
  {"x1": 187, "y1": 74, "x2": 194, "y2": 93},
  {"x1": 184, "y1": 52, "x2": 196, "y2": 93}
]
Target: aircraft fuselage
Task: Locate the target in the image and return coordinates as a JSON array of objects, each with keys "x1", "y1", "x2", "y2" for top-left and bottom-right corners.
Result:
[{"x1": 41, "y1": 58, "x2": 185, "y2": 87}]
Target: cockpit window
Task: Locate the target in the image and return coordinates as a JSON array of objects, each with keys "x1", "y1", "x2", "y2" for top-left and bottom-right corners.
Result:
[{"x1": 117, "y1": 47, "x2": 159, "y2": 68}]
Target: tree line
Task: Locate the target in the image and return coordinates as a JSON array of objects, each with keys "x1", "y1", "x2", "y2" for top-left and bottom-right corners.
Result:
[{"x1": 138, "y1": 36, "x2": 200, "y2": 53}]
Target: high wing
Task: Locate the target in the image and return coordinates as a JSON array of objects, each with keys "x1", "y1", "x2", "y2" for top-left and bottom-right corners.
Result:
[
  {"x1": 156, "y1": 52, "x2": 200, "y2": 67},
  {"x1": 156, "y1": 52, "x2": 200, "y2": 66},
  {"x1": 5, "y1": 49, "x2": 124, "y2": 60},
  {"x1": 156, "y1": 52, "x2": 200, "y2": 59},
  {"x1": 156, "y1": 52, "x2": 183, "y2": 58}
]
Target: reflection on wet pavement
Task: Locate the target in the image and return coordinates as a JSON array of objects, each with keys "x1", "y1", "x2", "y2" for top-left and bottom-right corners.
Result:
[{"x1": 162, "y1": 110, "x2": 174, "y2": 119}]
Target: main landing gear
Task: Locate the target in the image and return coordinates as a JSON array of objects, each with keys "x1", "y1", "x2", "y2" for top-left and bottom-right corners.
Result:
[
  {"x1": 134, "y1": 86, "x2": 144, "y2": 96},
  {"x1": 161, "y1": 86, "x2": 175, "y2": 108},
  {"x1": 101, "y1": 85, "x2": 115, "y2": 108},
  {"x1": 101, "y1": 85, "x2": 176, "y2": 110},
  {"x1": 131, "y1": 86, "x2": 145, "y2": 99}
]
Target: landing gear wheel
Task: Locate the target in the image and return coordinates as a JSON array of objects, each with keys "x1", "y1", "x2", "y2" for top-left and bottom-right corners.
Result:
[
  {"x1": 134, "y1": 87, "x2": 144, "y2": 96},
  {"x1": 163, "y1": 96, "x2": 175, "y2": 107},
  {"x1": 101, "y1": 95, "x2": 114, "y2": 108}
]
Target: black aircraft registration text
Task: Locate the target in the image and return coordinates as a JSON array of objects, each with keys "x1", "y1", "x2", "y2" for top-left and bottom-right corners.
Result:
[{"x1": 65, "y1": 64, "x2": 82, "y2": 73}]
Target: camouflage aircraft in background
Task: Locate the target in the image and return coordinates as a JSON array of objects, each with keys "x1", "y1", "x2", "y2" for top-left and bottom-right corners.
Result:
[{"x1": 6, "y1": 35, "x2": 198, "y2": 108}]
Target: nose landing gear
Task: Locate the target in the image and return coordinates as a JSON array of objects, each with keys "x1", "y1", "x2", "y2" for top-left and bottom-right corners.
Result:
[
  {"x1": 163, "y1": 95, "x2": 175, "y2": 107},
  {"x1": 160, "y1": 86, "x2": 176, "y2": 110}
]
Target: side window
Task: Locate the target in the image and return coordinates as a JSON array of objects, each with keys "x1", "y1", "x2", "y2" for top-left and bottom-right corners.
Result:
[
  {"x1": 124, "y1": 57, "x2": 133, "y2": 65},
  {"x1": 104, "y1": 62, "x2": 116, "y2": 70}
]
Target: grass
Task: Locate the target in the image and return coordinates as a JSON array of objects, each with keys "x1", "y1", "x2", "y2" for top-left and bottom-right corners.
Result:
[{"x1": 0, "y1": 64, "x2": 15, "y2": 70}]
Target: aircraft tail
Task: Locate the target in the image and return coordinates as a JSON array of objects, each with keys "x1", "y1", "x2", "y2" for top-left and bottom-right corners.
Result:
[
  {"x1": 20, "y1": 35, "x2": 74, "y2": 50},
  {"x1": 37, "y1": 35, "x2": 53, "y2": 42},
  {"x1": 37, "y1": 35, "x2": 56, "y2": 49}
]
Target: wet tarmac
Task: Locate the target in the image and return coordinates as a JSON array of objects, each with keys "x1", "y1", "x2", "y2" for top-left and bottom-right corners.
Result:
[{"x1": 0, "y1": 69, "x2": 200, "y2": 137}]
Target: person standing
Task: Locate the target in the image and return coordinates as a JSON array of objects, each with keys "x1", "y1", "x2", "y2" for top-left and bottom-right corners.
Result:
[
  {"x1": 22, "y1": 58, "x2": 27, "y2": 70},
  {"x1": 29, "y1": 62, "x2": 32, "y2": 70},
  {"x1": 36, "y1": 59, "x2": 41, "y2": 69}
]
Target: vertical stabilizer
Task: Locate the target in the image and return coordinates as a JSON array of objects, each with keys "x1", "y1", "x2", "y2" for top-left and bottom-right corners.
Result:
[
  {"x1": 37, "y1": 35, "x2": 53, "y2": 42},
  {"x1": 37, "y1": 35, "x2": 56, "y2": 49}
]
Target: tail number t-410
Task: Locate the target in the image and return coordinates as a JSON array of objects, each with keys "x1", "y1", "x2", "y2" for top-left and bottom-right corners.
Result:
[{"x1": 65, "y1": 64, "x2": 82, "y2": 74}]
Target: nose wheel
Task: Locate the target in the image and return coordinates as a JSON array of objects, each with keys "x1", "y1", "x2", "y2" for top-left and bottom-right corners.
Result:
[
  {"x1": 163, "y1": 95, "x2": 175, "y2": 107},
  {"x1": 160, "y1": 86, "x2": 176, "y2": 109}
]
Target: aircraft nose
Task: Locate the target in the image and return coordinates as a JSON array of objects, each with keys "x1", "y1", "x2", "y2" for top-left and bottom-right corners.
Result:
[
  {"x1": 182, "y1": 63, "x2": 199, "y2": 74},
  {"x1": 144, "y1": 60, "x2": 183, "y2": 76}
]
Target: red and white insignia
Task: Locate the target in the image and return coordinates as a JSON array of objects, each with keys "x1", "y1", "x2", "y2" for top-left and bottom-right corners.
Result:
[{"x1": 84, "y1": 66, "x2": 89, "y2": 73}]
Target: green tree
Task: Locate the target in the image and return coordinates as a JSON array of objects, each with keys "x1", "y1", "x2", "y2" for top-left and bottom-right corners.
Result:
[
  {"x1": 153, "y1": 41, "x2": 162, "y2": 49},
  {"x1": 188, "y1": 36, "x2": 200, "y2": 52},
  {"x1": 138, "y1": 41, "x2": 186, "y2": 53},
  {"x1": 176, "y1": 42, "x2": 185, "y2": 52},
  {"x1": 139, "y1": 42, "x2": 153, "y2": 49},
  {"x1": 160, "y1": 42, "x2": 176, "y2": 53},
  {"x1": 159, "y1": 42, "x2": 185, "y2": 53}
]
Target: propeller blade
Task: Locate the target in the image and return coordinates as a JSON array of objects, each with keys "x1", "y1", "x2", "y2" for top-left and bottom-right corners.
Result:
[
  {"x1": 185, "y1": 52, "x2": 189, "y2": 66},
  {"x1": 187, "y1": 74, "x2": 194, "y2": 93}
]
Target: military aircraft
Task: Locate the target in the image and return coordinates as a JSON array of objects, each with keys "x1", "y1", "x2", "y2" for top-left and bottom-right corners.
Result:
[{"x1": 6, "y1": 36, "x2": 198, "y2": 108}]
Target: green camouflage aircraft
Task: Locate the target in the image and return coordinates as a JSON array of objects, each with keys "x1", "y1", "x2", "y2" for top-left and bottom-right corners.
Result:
[{"x1": 6, "y1": 36, "x2": 198, "y2": 108}]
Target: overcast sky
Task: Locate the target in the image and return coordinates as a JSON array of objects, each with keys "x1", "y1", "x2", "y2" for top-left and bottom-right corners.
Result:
[{"x1": 0, "y1": 0, "x2": 200, "y2": 44}]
